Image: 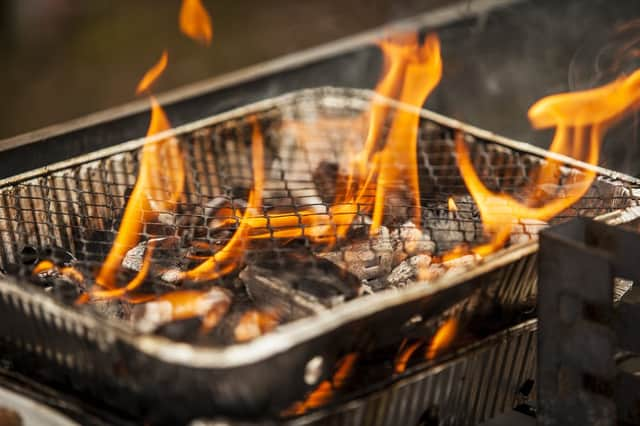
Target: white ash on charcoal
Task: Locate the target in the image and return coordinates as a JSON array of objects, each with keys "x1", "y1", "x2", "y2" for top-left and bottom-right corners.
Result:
[
  {"x1": 386, "y1": 253, "x2": 480, "y2": 287},
  {"x1": 319, "y1": 226, "x2": 395, "y2": 291},
  {"x1": 390, "y1": 221, "x2": 436, "y2": 264},
  {"x1": 386, "y1": 254, "x2": 433, "y2": 287},
  {"x1": 508, "y1": 219, "x2": 549, "y2": 245},
  {"x1": 89, "y1": 298, "x2": 133, "y2": 321},
  {"x1": 437, "y1": 254, "x2": 481, "y2": 280},
  {"x1": 381, "y1": 191, "x2": 423, "y2": 229},
  {"x1": 31, "y1": 266, "x2": 62, "y2": 286},
  {"x1": 204, "y1": 291, "x2": 281, "y2": 345},
  {"x1": 320, "y1": 221, "x2": 437, "y2": 291},
  {"x1": 120, "y1": 236, "x2": 185, "y2": 272},
  {"x1": 120, "y1": 236, "x2": 221, "y2": 285},
  {"x1": 422, "y1": 196, "x2": 480, "y2": 251},
  {"x1": 132, "y1": 287, "x2": 232, "y2": 334}
]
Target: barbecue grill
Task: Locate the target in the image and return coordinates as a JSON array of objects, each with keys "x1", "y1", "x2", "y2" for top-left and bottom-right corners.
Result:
[{"x1": 0, "y1": 87, "x2": 639, "y2": 424}]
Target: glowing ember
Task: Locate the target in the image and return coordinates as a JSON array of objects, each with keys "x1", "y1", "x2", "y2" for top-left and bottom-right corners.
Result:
[
  {"x1": 448, "y1": 197, "x2": 458, "y2": 213},
  {"x1": 332, "y1": 353, "x2": 358, "y2": 388},
  {"x1": 32, "y1": 260, "x2": 85, "y2": 284},
  {"x1": 234, "y1": 309, "x2": 279, "y2": 342},
  {"x1": 179, "y1": 0, "x2": 213, "y2": 45},
  {"x1": 32, "y1": 260, "x2": 55, "y2": 275}
]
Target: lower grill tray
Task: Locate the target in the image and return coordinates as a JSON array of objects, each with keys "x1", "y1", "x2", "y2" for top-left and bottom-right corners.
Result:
[{"x1": 0, "y1": 87, "x2": 638, "y2": 422}]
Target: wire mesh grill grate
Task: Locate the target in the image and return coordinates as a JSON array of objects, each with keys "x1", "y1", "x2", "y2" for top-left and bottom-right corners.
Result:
[{"x1": 0, "y1": 90, "x2": 635, "y2": 281}]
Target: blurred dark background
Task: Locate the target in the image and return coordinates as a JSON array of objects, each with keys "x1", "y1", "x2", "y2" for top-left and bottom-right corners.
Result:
[
  {"x1": 0, "y1": 0, "x2": 451, "y2": 139},
  {"x1": 1, "y1": 0, "x2": 640, "y2": 175}
]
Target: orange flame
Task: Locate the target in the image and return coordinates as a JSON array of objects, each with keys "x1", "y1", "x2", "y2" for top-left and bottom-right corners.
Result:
[
  {"x1": 394, "y1": 340, "x2": 422, "y2": 373},
  {"x1": 456, "y1": 69, "x2": 640, "y2": 256},
  {"x1": 238, "y1": 34, "x2": 441, "y2": 246},
  {"x1": 370, "y1": 34, "x2": 442, "y2": 234},
  {"x1": 179, "y1": 0, "x2": 213, "y2": 45},
  {"x1": 136, "y1": 50, "x2": 168, "y2": 95},
  {"x1": 92, "y1": 55, "x2": 184, "y2": 294},
  {"x1": 448, "y1": 197, "x2": 458, "y2": 212},
  {"x1": 426, "y1": 318, "x2": 458, "y2": 360},
  {"x1": 283, "y1": 353, "x2": 358, "y2": 416},
  {"x1": 130, "y1": 289, "x2": 231, "y2": 333},
  {"x1": 178, "y1": 120, "x2": 264, "y2": 282},
  {"x1": 157, "y1": 289, "x2": 230, "y2": 332}
]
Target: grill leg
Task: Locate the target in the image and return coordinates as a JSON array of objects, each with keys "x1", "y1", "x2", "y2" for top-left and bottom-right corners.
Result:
[{"x1": 538, "y1": 218, "x2": 640, "y2": 425}]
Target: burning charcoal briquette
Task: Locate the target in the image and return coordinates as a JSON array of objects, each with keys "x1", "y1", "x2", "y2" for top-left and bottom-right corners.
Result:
[
  {"x1": 131, "y1": 287, "x2": 232, "y2": 333},
  {"x1": 319, "y1": 226, "x2": 394, "y2": 290},
  {"x1": 244, "y1": 251, "x2": 361, "y2": 307},
  {"x1": 386, "y1": 254, "x2": 433, "y2": 287},
  {"x1": 30, "y1": 266, "x2": 60, "y2": 288},
  {"x1": 390, "y1": 221, "x2": 436, "y2": 264},
  {"x1": 197, "y1": 196, "x2": 250, "y2": 231},
  {"x1": 234, "y1": 310, "x2": 279, "y2": 342},
  {"x1": 204, "y1": 196, "x2": 248, "y2": 220},
  {"x1": 509, "y1": 218, "x2": 548, "y2": 245},
  {"x1": 122, "y1": 242, "x2": 147, "y2": 271},
  {"x1": 47, "y1": 277, "x2": 82, "y2": 305},
  {"x1": 121, "y1": 237, "x2": 185, "y2": 279},
  {"x1": 434, "y1": 254, "x2": 479, "y2": 281},
  {"x1": 422, "y1": 196, "x2": 479, "y2": 246},
  {"x1": 393, "y1": 253, "x2": 480, "y2": 284}
]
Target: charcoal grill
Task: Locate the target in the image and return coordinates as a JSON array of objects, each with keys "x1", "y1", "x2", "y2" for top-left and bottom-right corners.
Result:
[{"x1": 0, "y1": 87, "x2": 639, "y2": 423}]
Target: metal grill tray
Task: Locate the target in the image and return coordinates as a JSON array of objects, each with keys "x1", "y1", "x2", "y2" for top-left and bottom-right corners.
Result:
[
  {"x1": 269, "y1": 319, "x2": 538, "y2": 426},
  {"x1": 0, "y1": 87, "x2": 639, "y2": 422}
]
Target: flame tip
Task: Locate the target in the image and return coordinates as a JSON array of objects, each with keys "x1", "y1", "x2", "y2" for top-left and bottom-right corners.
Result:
[
  {"x1": 135, "y1": 50, "x2": 169, "y2": 95},
  {"x1": 180, "y1": 0, "x2": 213, "y2": 45}
]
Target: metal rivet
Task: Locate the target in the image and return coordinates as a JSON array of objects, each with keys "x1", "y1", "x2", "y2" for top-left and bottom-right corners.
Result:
[{"x1": 304, "y1": 355, "x2": 324, "y2": 385}]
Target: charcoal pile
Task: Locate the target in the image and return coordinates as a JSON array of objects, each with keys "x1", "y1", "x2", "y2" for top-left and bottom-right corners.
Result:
[{"x1": 7, "y1": 140, "x2": 552, "y2": 348}]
